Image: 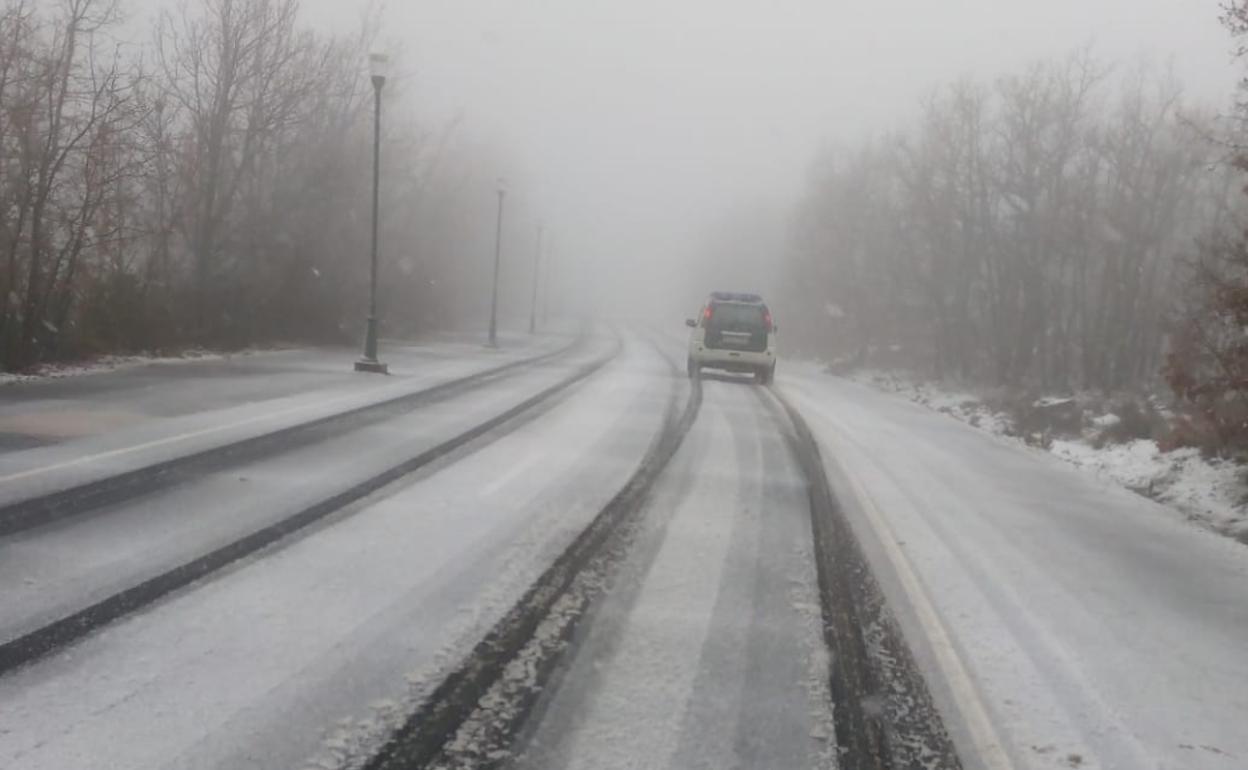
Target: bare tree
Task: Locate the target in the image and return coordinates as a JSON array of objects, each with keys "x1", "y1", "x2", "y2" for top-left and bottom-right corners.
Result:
[
  {"x1": 783, "y1": 50, "x2": 1222, "y2": 397},
  {"x1": 0, "y1": 0, "x2": 144, "y2": 368},
  {"x1": 0, "y1": 0, "x2": 530, "y2": 372}
]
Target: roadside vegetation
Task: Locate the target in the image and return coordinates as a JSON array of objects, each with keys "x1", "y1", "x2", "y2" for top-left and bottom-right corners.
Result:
[
  {"x1": 784, "y1": 41, "x2": 1248, "y2": 453},
  {"x1": 781, "y1": 7, "x2": 1248, "y2": 537},
  {"x1": 841, "y1": 367, "x2": 1247, "y2": 542},
  {"x1": 783, "y1": 49, "x2": 1223, "y2": 400},
  {"x1": 0, "y1": 0, "x2": 531, "y2": 373}
]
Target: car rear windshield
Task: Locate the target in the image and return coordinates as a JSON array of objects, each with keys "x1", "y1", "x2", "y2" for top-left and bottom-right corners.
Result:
[{"x1": 709, "y1": 302, "x2": 766, "y2": 330}]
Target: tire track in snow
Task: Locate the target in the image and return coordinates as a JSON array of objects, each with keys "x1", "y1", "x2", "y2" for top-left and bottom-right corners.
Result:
[
  {"x1": 523, "y1": 386, "x2": 745, "y2": 770},
  {"x1": 666, "y1": 383, "x2": 834, "y2": 770},
  {"x1": 770, "y1": 386, "x2": 965, "y2": 770},
  {"x1": 508, "y1": 376, "x2": 836, "y2": 770},
  {"x1": 0, "y1": 336, "x2": 617, "y2": 676},
  {"x1": 781, "y1": 378, "x2": 1158, "y2": 770},
  {"x1": 0, "y1": 334, "x2": 583, "y2": 536},
  {"x1": 360, "y1": 332, "x2": 700, "y2": 770}
]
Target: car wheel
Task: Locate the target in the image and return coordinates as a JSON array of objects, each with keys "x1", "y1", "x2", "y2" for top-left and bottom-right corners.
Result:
[{"x1": 757, "y1": 363, "x2": 775, "y2": 385}]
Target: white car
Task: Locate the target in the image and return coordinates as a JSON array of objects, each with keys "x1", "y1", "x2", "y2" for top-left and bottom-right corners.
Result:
[{"x1": 685, "y1": 292, "x2": 777, "y2": 384}]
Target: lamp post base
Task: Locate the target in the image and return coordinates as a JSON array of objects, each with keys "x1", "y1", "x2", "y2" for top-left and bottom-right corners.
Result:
[{"x1": 354, "y1": 358, "x2": 389, "y2": 374}]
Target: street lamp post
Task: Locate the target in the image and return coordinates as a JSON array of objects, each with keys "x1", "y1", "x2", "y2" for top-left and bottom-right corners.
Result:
[
  {"x1": 529, "y1": 223, "x2": 542, "y2": 334},
  {"x1": 488, "y1": 179, "x2": 505, "y2": 347},
  {"x1": 355, "y1": 52, "x2": 389, "y2": 374},
  {"x1": 542, "y1": 235, "x2": 552, "y2": 326}
]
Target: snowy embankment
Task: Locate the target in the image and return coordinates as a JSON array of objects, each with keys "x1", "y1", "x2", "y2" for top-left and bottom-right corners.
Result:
[
  {"x1": 0, "y1": 349, "x2": 231, "y2": 385},
  {"x1": 841, "y1": 368, "x2": 1248, "y2": 543}
]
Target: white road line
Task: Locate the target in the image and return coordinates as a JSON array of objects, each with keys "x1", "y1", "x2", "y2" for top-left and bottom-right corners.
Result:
[{"x1": 791, "y1": 389, "x2": 1017, "y2": 770}]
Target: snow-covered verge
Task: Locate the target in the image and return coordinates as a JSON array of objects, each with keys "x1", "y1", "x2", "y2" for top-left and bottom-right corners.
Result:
[
  {"x1": 0, "y1": 348, "x2": 253, "y2": 385},
  {"x1": 840, "y1": 367, "x2": 1248, "y2": 544}
]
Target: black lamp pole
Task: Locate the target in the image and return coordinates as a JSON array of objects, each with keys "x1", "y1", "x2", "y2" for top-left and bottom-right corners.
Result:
[
  {"x1": 542, "y1": 236, "x2": 552, "y2": 326},
  {"x1": 529, "y1": 223, "x2": 542, "y2": 334},
  {"x1": 488, "y1": 181, "x2": 505, "y2": 347}
]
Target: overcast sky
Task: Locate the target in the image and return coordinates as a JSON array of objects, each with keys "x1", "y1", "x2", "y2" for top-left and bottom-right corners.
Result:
[{"x1": 133, "y1": 0, "x2": 1239, "y2": 312}]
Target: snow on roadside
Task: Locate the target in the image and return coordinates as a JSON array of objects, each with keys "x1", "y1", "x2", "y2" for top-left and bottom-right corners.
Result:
[
  {"x1": 1050, "y1": 439, "x2": 1247, "y2": 540},
  {"x1": 848, "y1": 368, "x2": 1013, "y2": 436},
  {"x1": 0, "y1": 349, "x2": 240, "y2": 386},
  {"x1": 840, "y1": 367, "x2": 1248, "y2": 543}
]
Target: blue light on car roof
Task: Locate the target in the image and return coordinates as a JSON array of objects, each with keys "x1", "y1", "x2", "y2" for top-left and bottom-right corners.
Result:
[{"x1": 710, "y1": 291, "x2": 763, "y2": 302}]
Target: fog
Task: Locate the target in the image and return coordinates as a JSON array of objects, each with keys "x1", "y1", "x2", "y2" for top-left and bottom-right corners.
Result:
[
  {"x1": 286, "y1": 0, "x2": 1235, "y2": 316},
  {"x1": 1, "y1": 0, "x2": 1241, "y2": 373}
]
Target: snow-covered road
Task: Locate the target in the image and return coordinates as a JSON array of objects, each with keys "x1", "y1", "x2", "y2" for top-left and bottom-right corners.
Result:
[
  {"x1": 0, "y1": 334, "x2": 606, "y2": 650},
  {"x1": 0, "y1": 333, "x2": 568, "y2": 508},
  {"x1": 2, "y1": 332, "x2": 1245, "y2": 770},
  {"x1": 511, "y1": 376, "x2": 835, "y2": 770},
  {"x1": 782, "y1": 366, "x2": 1248, "y2": 770},
  {"x1": 0, "y1": 331, "x2": 670, "y2": 770}
]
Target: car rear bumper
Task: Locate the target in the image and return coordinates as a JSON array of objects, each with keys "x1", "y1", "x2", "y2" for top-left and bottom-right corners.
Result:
[{"x1": 691, "y1": 346, "x2": 774, "y2": 371}]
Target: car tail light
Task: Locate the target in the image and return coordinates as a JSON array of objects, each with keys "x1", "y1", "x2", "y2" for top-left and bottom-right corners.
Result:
[
  {"x1": 703, "y1": 306, "x2": 713, "y2": 322},
  {"x1": 763, "y1": 310, "x2": 773, "y2": 332}
]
